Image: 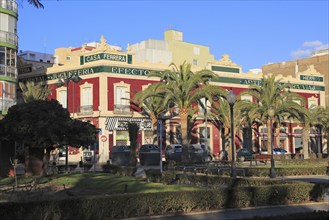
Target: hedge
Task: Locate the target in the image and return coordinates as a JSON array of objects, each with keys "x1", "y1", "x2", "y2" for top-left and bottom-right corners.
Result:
[{"x1": 0, "y1": 182, "x2": 326, "y2": 220}]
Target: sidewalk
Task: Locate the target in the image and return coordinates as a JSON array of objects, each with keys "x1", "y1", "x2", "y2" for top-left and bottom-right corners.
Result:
[{"x1": 127, "y1": 202, "x2": 329, "y2": 220}]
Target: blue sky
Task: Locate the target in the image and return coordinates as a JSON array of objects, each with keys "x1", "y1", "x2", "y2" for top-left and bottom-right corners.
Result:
[{"x1": 18, "y1": 0, "x2": 328, "y2": 72}]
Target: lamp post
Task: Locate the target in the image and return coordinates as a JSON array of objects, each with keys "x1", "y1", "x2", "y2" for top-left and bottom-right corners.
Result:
[
  {"x1": 55, "y1": 74, "x2": 82, "y2": 172},
  {"x1": 227, "y1": 89, "x2": 236, "y2": 178},
  {"x1": 268, "y1": 107, "x2": 276, "y2": 178},
  {"x1": 204, "y1": 97, "x2": 208, "y2": 160}
]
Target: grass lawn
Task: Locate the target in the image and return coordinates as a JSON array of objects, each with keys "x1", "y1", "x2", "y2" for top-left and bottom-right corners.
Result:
[{"x1": 0, "y1": 173, "x2": 200, "y2": 194}]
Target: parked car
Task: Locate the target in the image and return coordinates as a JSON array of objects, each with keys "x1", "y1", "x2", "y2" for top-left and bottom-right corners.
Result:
[
  {"x1": 273, "y1": 148, "x2": 288, "y2": 154},
  {"x1": 165, "y1": 144, "x2": 212, "y2": 163},
  {"x1": 237, "y1": 148, "x2": 255, "y2": 161}
]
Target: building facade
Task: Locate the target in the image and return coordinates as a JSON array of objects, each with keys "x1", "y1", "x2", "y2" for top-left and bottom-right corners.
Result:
[
  {"x1": 262, "y1": 49, "x2": 329, "y2": 105},
  {"x1": 0, "y1": 0, "x2": 17, "y2": 117},
  {"x1": 18, "y1": 31, "x2": 326, "y2": 164}
]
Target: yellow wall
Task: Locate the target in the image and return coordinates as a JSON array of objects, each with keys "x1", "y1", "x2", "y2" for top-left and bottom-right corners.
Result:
[{"x1": 164, "y1": 30, "x2": 215, "y2": 68}]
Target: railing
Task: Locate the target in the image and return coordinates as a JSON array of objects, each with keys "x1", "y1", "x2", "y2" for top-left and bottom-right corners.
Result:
[
  {"x1": 0, "y1": 98, "x2": 16, "y2": 112},
  {"x1": 0, "y1": 65, "x2": 16, "y2": 77},
  {"x1": 0, "y1": 30, "x2": 18, "y2": 46},
  {"x1": 77, "y1": 105, "x2": 93, "y2": 115},
  {"x1": 114, "y1": 104, "x2": 131, "y2": 115},
  {"x1": 0, "y1": 0, "x2": 18, "y2": 13}
]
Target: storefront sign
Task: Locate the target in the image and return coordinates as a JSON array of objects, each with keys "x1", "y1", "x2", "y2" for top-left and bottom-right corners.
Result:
[
  {"x1": 80, "y1": 53, "x2": 130, "y2": 65},
  {"x1": 300, "y1": 75, "x2": 323, "y2": 82},
  {"x1": 19, "y1": 65, "x2": 324, "y2": 92}
]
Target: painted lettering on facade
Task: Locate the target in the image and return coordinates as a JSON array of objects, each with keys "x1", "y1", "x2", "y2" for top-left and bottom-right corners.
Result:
[
  {"x1": 109, "y1": 66, "x2": 151, "y2": 76},
  {"x1": 240, "y1": 79, "x2": 262, "y2": 86},
  {"x1": 81, "y1": 53, "x2": 127, "y2": 64},
  {"x1": 300, "y1": 75, "x2": 323, "y2": 82}
]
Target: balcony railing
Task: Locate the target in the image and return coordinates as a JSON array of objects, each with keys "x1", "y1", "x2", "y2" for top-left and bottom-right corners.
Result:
[
  {"x1": 0, "y1": 0, "x2": 18, "y2": 13},
  {"x1": 77, "y1": 105, "x2": 93, "y2": 115},
  {"x1": 114, "y1": 104, "x2": 131, "y2": 115},
  {"x1": 0, "y1": 98, "x2": 16, "y2": 112},
  {"x1": 0, "y1": 30, "x2": 18, "y2": 46},
  {"x1": 0, "y1": 65, "x2": 16, "y2": 78}
]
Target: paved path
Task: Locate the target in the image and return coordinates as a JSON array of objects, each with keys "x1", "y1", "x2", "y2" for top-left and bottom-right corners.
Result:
[{"x1": 128, "y1": 202, "x2": 329, "y2": 220}]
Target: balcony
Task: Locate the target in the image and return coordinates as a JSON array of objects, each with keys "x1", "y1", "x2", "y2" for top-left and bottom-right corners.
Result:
[
  {"x1": 114, "y1": 104, "x2": 131, "y2": 115},
  {"x1": 0, "y1": 65, "x2": 16, "y2": 78},
  {"x1": 0, "y1": 98, "x2": 16, "y2": 112},
  {"x1": 77, "y1": 105, "x2": 93, "y2": 116},
  {"x1": 0, "y1": 30, "x2": 18, "y2": 46},
  {"x1": 0, "y1": 0, "x2": 18, "y2": 14}
]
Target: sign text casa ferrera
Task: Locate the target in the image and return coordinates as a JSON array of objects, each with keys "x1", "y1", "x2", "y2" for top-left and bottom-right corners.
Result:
[{"x1": 81, "y1": 53, "x2": 127, "y2": 65}]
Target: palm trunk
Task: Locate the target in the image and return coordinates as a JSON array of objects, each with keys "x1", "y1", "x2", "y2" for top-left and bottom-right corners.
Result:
[
  {"x1": 151, "y1": 113, "x2": 157, "y2": 144},
  {"x1": 303, "y1": 124, "x2": 310, "y2": 159},
  {"x1": 326, "y1": 130, "x2": 329, "y2": 154},
  {"x1": 179, "y1": 107, "x2": 189, "y2": 162},
  {"x1": 224, "y1": 126, "x2": 232, "y2": 161},
  {"x1": 267, "y1": 119, "x2": 272, "y2": 153},
  {"x1": 275, "y1": 123, "x2": 281, "y2": 149}
]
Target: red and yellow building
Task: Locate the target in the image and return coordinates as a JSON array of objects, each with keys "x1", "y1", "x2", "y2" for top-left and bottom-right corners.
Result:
[{"x1": 18, "y1": 32, "x2": 326, "y2": 164}]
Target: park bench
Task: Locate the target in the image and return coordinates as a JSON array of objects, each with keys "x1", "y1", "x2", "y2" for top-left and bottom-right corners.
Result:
[{"x1": 250, "y1": 154, "x2": 277, "y2": 166}]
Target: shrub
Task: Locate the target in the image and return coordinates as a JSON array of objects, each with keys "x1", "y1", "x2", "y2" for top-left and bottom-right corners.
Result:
[
  {"x1": 0, "y1": 182, "x2": 325, "y2": 219},
  {"x1": 102, "y1": 164, "x2": 136, "y2": 176}
]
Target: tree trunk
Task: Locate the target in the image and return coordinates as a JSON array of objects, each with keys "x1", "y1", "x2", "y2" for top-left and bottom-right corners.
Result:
[
  {"x1": 303, "y1": 124, "x2": 310, "y2": 159},
  {"x1": 179, "y1": 108, "x2": 189, "y2": 162},
  {"x1": 276, "y1": 123, "x2": 281, "y2": 149},
  {"x1": 151, "y1": 113, "x2": 157, "y2": 144},
  {"x1": 41, "y1": 148, "x2": 52, "y2": 176},
  {"x1": 24, "y1": 144, "x2": 32, "y2": 176},
  {"x1": 267, "y1": 119, "x2": 272, "y2": 153},
  {"x1": 29, "y1": 148, "x2": 45, "y2": 176}
]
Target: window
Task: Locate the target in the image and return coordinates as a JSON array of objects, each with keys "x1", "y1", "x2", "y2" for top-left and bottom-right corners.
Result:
[
  {"x1": 57, "y1": 90, "x2": 67, "y2": 108},
  {"x1": 66, "y1": 56, "x2": 71, "y2": 61},
  {"x1": 199, "y1": 97, "x2": 209, "y2": 114},
  {"x1": 81, "y1": 86, "x2": 92, "y2": 106},
  {"x1": 114, "y1": 82, "x2": 130, "y2": 114},
  {"x1": 193, "y1": 47, "x2": 200, "y2": 55},
  {"x1": 308, "y1": 97, "x2": 318, "y2": 109},
  {"x1": 193, "y1": 59, "x2": 198, "y2": 66},
  {"x1": 241, "y1": 95, "x2": 252, "y2": 102},
  {"x1": 199, "y1": 127, "x2": 210, "y2": 145}
]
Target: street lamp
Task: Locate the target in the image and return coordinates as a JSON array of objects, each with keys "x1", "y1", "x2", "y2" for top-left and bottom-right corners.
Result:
[
  {"x1": 268, "y1": 107, "x2": 276, "y2": 178},
  {"x1": 227, "y1": 89, "x2": 236, "y2": 178},
  {"x1": 55, "y1": 74, "x2": 82, "y2": 172}
]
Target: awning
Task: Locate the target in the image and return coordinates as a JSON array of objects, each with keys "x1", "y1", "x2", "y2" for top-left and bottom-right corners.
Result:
[{"x1": 105, "y1": 117, "x2": 152, "y2": 131}]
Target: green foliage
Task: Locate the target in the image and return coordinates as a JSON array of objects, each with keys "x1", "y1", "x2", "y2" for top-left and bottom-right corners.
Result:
[
  {"x1": 0, "y1": 100, "x2": 97, "y2": 148},
  {"x1": 19, "y1": 81, "x2": 50, "y2": 103},
  {"x1": 0, "y1": 182, "x2": 323, "y2": 219}
]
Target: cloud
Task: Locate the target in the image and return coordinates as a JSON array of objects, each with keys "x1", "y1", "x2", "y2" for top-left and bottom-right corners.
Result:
[
  {"x1": 291, "y1": 40, "x2": 328, "y2": 59},
  {"x1": 302, "y1": 40, "x2": 323, "y2": 48}
]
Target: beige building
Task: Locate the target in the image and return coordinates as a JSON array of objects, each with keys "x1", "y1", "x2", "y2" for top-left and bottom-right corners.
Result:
[
  {"x1": 130, "y1": 30, "x2": 215, "y2": 67},
  {"x1": 262, "y1": 49, "x2": 329, "y2": 105}
]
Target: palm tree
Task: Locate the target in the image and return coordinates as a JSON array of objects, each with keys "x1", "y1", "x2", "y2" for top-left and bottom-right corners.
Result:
[
  {"x1": 299, "y1": 106, "x2": 326, "y2": 159},
  {"x1": 19, "y1": 81, "x2": 50, "y2": 103},
  {"x1": 148, "y1": 61, "x2": 226, "y2": 161},
  {"x1": 132, "y1": 83, "x2": 168, "y2": 144},
  {"x1": 321, "y1": 107, "x2": 329, "y2": 154},
  {"x1": 26, "y1": 0, "x2": 44, "y2": 8},
  {"x1": 240, "y1": 75, "x2": 304, "y2": 153}
]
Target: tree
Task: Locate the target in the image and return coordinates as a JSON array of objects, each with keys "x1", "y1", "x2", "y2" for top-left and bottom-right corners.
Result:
[
  {"x1": 0, "y1": 100, "x2": 97, "y2": 175},
  {"x1": 148, "y1": 61, "x2": 226, "y2": 161},
  {"x1": 321, "y1": 107, "x2": 329, "y2": 154},
  {"x1": 240, "y1": 75, "x2": 304, "y2": 153},
  {"x1": 26, "y1": 0, "x2": 44, "y2": 8},
  {"x1": 299, "y1": 106, "x2": 326, "y2": 158},
  {"x1": 127, "y1": 122, "x2": 139, "y2": 166},
  {"x1": 19, "y1": 81, "x2": 50, "y2": 103},
  {"x1": 132, "y1": 83, "x2": 167, "y2": 144}
]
